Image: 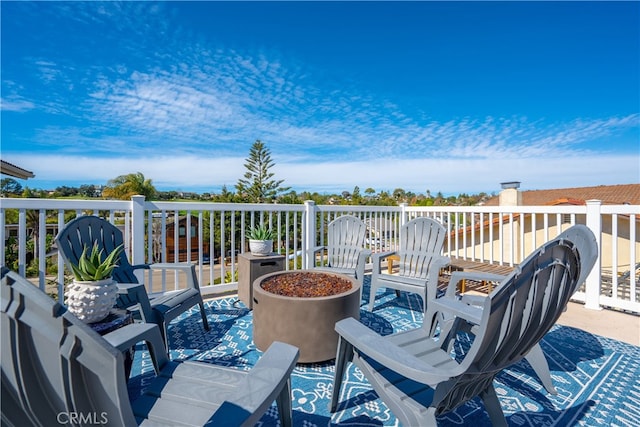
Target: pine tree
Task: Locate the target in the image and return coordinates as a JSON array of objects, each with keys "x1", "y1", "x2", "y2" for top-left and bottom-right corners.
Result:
[{"x1": 235, "y1": 140, "x2": 289, "y2": 203}]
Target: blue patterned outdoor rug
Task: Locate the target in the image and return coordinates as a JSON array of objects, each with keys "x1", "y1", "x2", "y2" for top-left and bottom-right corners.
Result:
[{"x1": 127, "y1": 277, "x2": 640, "y2": 426}]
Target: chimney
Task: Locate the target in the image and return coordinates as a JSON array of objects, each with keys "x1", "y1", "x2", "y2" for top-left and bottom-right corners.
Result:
[{"x1": 499, "y1": 181, "x2": 522, "y2": 206}]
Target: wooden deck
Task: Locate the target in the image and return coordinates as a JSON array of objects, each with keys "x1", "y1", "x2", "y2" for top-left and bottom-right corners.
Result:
[
  {"x1": 445, "y1": 257, "x2": 516, "y2": 293},
  {"x1": 447, "y1": 256, "x2": 516, "y2": 276},
  {"x1": 384, "y1": 255, "x2": 516, "y2": 294}
]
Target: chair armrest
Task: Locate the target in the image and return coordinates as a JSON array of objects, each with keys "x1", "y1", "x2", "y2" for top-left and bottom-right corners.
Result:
[
  {"x1": 357, "y1": 249, "x2": 372, "y2": 264},
  {"x1": 371, "y1": 251, "x2": 396, "y2": 263},
  {"x1": 371, "y1": 251, "x2": 397, "y2": 274},
  {"x1": 429, "y1": 297, "x2": 483, "y2": 325},
  {"x1": 359, "y1": 248, "x2": 373, "y2": 258},
  {"x1": 148, "y1": 262, "x2": 198, "y2": 289},
  {"x1": 309, "y1": 245, "x2": 326, "y2": 256},
  {"x1": 445, "y1": 271, "x2": 506, "y2": 297},
  {"x1": 103, "y1": 323, "x2": 169, "y2": 374},
  {"x1": 354, "y1": 249, "x2": 373, "y2": 281},
  {"x1": 308, "y1": 246, "x2": 327, "y2": 267},
  {"x1": 431, "y1": 255, "x2": 452, "y2": 281},
  {"x1": 149, "y1": 262, "x2": 193, "y2": 273},
  {"x1": 130, "y1": 264, "x2": 150, "y2": 271},
  {"x1": 207, "y1": 341, "x2": 300, "y2": 427},
  {"x1": 115, "y1": 283, "x2": 156, "y2": 323},
  {"x1": 116, "y1": 282, "x2": 145, "y2": 292},
  {"x1": 459, "y1": 294, "x2": 487, "y2": 307},
  {"x1": 335, "y1": 318, "x2": 454, "y2": 387}
]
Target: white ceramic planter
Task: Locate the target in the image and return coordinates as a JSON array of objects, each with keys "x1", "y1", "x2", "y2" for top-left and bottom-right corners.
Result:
[
  {"x1": 65, "y1": 277, "x2": 118, "y2": 323},
  {"x1": 249, "y1": 239, "x2": 273, "y2": 256}
]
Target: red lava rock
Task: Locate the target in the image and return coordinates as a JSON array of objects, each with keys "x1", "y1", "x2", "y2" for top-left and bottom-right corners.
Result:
[{"x1": 261, "y1": 272, "x2": 352, "y2": 297}]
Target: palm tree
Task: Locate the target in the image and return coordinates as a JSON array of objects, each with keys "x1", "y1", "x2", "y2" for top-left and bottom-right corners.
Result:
[{"x1": 102, "y1": 172, "x2": 156, "y2": 200}]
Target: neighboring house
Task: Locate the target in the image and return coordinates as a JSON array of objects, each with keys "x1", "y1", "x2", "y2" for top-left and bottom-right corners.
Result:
[
  {"x1": 153, "y1": 215, "x2": 210, "y2": 263},
  {"x1": 482, "y1": 183, "x2": 640, "y2": 207},
  {"x1": 453, "y1": 183, "x2": 640, "y2": 277}
]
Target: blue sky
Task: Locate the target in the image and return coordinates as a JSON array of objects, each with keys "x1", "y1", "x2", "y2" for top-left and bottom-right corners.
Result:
[{"x1": 2, "y1": 1, "x2": 639, "y2": 195}]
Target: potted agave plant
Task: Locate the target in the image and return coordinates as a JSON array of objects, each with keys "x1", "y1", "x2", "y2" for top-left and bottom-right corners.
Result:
[
  {"x1": 247, "y1": 225, "x2": 275, "y2": 256},
  {"x1": 65, "y1": 243, "x2": 123, "y2": 323}
]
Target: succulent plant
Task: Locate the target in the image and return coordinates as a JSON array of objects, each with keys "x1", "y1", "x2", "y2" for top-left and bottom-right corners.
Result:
[
  {"x1": 70, "y1": 243, "x2": 123, "y2": 281},
  {"x1": 246, "y1": 225, "x2": 275, "y2": 241}
]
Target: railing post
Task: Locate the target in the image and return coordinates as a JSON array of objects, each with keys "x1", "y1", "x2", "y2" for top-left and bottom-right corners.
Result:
[
  {"x1": 18, "y1": 209, "x2": 26, "y2": 277},
  {"x1": 304, "y1": 200, "x2": 316, "y2": 269},
  {"x1": 131, "y1": 195, "x2": 146, "y2": 282},
  {"x1": 400, "y1": 203, "x2": 408, "y2": 225},
  {"x1": 585, "y1": 199, "x2": 602, "y2": 310}
]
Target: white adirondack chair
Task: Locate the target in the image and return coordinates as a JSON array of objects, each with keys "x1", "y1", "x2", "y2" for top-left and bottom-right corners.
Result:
[
  {"x1": 368, "y1": 217, "x2": 449, "y2": 311},
  {"x1": 309, "y1": 215, "x2": 372, "y2": 286}
]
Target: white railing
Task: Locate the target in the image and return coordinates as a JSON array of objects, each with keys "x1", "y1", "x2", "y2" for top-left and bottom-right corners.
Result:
[{"x1": 2, "y1": 197, "x2": 638, "y2": 314}]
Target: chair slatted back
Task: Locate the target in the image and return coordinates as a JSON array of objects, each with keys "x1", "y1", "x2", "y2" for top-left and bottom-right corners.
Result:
[
  {"x1": 1, "y1": 268, "x2": 136, "y2": 426},
  {"x1": 398, "y1": 218, "x2": 447, "y2": 279},
  {"x1": 55, "y1": 216, "x2": 140, "y2": 284},
  {"x1": 326, "y1": 215, "x2": 368, "y2": 270},
  {"x1": 434, "y1": 225, "x2": 595, "y2": 416}
]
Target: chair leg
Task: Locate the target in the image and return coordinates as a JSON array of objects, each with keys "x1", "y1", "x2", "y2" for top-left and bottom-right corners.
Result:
[
  {"x1": 276, "y1": 378, "x2": 293, "y2": 427},
  {"x1": 524, "y1": 343, "x2": 557, "y2": 394},
  {"x1": 368, "y1": 283, "x2": 379, "y2": 311},
  {"x1": 369, "y1": 284, "x2": 403, "y2": 311},
  {"x1": 162, "y1": 322, "x2": 170, "y2": 357},
  {"x1": 330, "y1": 336, "x2": 353, "y2": 412},
  {"x1": 198, "y1": 300, "x2": 210, "y2": 330},
  {"x1": 479, "y1": 384, "x2": 508, "y2": 427}
]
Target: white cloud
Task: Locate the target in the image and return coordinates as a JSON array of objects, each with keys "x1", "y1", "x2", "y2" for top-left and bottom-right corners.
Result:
[
  {"x1": 1, "y1": 97, "x2": 35, "y2": 112},
  {"x1": 11, "y1": 152, "x2": 639, "y2": 195},
  {"x1": 275, "y1": 154, "x2": 640, "y2": 194},
  {"x1": 4, "y1": 1, "x2": 638, "y2": 196}
]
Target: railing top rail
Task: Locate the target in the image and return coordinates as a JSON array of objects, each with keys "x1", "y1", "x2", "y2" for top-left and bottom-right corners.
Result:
[
  {"x1": 145, "y1": 201, "x2": 306, "y2": 212},
  {"x1": 600, "y1": 205, "x2": 640, "y2": 214},
  {"x1": 404, "y1": 205, "x2": 593, "y2": 214},
  {"x1": 315, "y1": 205, "x2": 400, "y2": 213},
  {"x1": 2, "y1": 197, "x2": 636, "y2": 215},
  {"x1": 0, "y1": 198, "x2": 131, "y2": 210}
]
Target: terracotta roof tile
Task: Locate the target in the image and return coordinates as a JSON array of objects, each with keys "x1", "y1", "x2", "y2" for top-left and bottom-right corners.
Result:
[{"x1": 483, "y1": 184, "x2": 640, "y2": 206}]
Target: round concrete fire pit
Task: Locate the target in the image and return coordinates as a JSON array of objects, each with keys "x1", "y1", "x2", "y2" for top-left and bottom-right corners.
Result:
[{"x1": 252, "y1": 270, "x2": 360, "y2": 363}]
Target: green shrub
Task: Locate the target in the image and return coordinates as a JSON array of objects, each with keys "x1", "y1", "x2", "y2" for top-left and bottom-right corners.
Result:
[
  {"x1": 70, "y1": 243, "x2": 123, "y2": 281},
  {"x1": 246, "y1": 225, "x2": 274, "y2": 240}
]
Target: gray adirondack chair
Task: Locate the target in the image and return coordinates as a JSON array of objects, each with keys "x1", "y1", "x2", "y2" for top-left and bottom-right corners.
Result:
[
  {"x1": 428, "y1": 224, "x2": 600, "y2": 395},
  {"x1": 331, "y1": 225, "x2": 597, "y2": 426},
  {"x1": 309, "y1": 215, "x2": 372, "y2": 286},
  {"x1": 55, "y1": 215, "x2": 209, "y2": 351},
  {"x1": 1, "y1": 268, "x2": 300, "y2": 427},
  {"x1": 368, "y1": 217, "x2": 449, "y2": 311}
]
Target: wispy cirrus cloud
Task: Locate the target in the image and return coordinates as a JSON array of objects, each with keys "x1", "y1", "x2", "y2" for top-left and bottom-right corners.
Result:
[
  {"x1": 82, "y1": 52, "x2": 639, "y2": 163},
  {"x1": 3, "y1": 1, "x2": 638, "y2": 194},
  {"x1": 1, "y1": 97, "x2": 34, "y2": 112}
]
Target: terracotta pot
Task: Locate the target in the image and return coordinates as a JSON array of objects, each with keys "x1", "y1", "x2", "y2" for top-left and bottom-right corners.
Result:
[
  {"x1": 65, "y1": 277, "x2": 118, "y2": 323},
  {"x1": 253, "y1": 270, "x2": 360, "y2": 363}
]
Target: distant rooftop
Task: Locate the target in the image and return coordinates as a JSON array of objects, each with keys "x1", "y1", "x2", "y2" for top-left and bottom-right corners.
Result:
[
  {"x1": 0, "y1": 160, "x2": 35, "y2": 179},
  {"x1": 483, "y1": 183, "x2": 640, "y2": 206}
]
